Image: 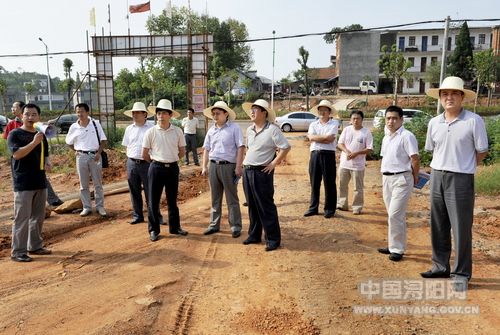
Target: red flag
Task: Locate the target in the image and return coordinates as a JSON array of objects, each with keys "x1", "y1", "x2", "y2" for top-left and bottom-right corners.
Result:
[{"x1": 129, "y1": 1, "x2": 150, "y2": 14}]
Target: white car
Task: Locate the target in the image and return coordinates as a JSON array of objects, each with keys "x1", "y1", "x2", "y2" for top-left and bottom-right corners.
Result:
[
  {"x1": 275, "y1": 112, "x2": 317, "y2": 132},
  {"x1": 372, "y1": 109, "x2": 425, "y2": 129}
]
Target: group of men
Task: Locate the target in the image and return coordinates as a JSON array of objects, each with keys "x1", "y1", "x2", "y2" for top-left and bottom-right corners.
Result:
[{"x1": 6, "y1": 76, "x2": 490, "y2": 288}]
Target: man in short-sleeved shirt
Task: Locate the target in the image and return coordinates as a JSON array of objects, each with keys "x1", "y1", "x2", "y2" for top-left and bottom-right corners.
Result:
[
  {"x1": 378, "y1": 105, "x2": 420, "y2": 262},
  {"x1": 142, "y1": 99, "x2": 187, "y2": 242},
  {"x1": 421, "y1": 76, "x2": 488, "y2": 283},
  {"x1": 181, "y1": 107, "x2": 199, "y2": 165},
  {"x1": 241, "y1": 99, "x2": 290, "y2": 252},
  {"x1": 337, "y1": 110, "x2": 373, "y2": 214}
]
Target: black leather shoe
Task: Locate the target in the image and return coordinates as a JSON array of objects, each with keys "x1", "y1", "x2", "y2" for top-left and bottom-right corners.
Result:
[
  {"x1": 130, "y1": 218, "x2": 144, "y2": 225},
  {"x1": 389, "y1": 253, "x2": 403, "y2": 261},
  {"x1": 420, "y1": 270, "x2": 450, "y2": 278},
  {"x1": 50, "y1": 199, "x2": 64, "y2": 206},
  {"x1": 232, "y1": 231, "x2": 241, "y2": 238},
  {"x1": 150, "y1": 232, "x2": 159, "y2": 242},
  {"x1": 29, "y1": 247, "x2": 52, "y2": 255},
  {"x1": 11, "y1": 254, "x2": 33, "y2": 262},
  {"x1": 243, "y1": 238, "x2": 261, "y2": 245},
  {"x1": 304, "y1": 210, "x2": 318, "y2": 217},
  {"x1": 170, "y1": 228, "x2": 188, "y2": 236},
  {"x1": 203, "y1": 228, "x2": 220, "y2": 235},
  {"x1": 377, "y1": 247, "x2": 391, "y2": 254},
  {"x1": 265, "y1": 244, "x2": 280, "y2": 252},
  {"x1": 324, "y1": 211, "x2": 335, "y2": 218}
]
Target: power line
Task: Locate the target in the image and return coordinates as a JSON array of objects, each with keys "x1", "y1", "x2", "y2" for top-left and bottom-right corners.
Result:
[{"x1": 0, "y1": 18, "x2": 499, "y2": 59}]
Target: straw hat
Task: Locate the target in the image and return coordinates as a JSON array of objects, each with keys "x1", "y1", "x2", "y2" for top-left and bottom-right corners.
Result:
[
  {"x1": 310, "y1": 99, "x2": 338, "y2": 118},
  {"x1": 242, "y1": 99, "x2": 276, "y2": 122},
  {"x1": 147, "y1": 99, "x2": 181, "y2": 118},
  {"x1": 124, "y1": 102, "x2": 155, "y2": 118},
  {"x1": 203, "y1": 101, "x2": 237, "y2": 121},
  {"x1": 426, "y1": 76, "x2": 476, "y2": 102}
]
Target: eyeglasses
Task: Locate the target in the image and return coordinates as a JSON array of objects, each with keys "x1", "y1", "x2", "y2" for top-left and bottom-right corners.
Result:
[{"x1": 251, "y1": 107, "x2": 263, "y2": 113}]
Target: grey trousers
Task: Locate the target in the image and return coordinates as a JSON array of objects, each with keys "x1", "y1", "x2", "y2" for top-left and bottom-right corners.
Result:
[
  {"x1": 337, "y1": 168, "x2": 365, "y2": 212},
  {"x1": 76, "y1": 152, "x2": 104, "y2": 210},
  {"x1": 429, "y1": 169, "x2": 474, "y2": 279},
  {"x1": 12, "y1": 189, "x2": 47, "y2": 257},
  {"x1": 46, "y1": 178, "x2": 62, "y2": 205},
  {"x1": 184, "y1": 134, "x2": 199, "y2": 164},
  {"x1": 208, "y1": 162, "x2": 242, "y2": 232}
]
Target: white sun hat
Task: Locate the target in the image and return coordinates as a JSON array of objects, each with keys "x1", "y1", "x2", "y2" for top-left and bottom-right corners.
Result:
[
  {"x1": 426, "y1": 76, "x2": 476, "y2": 102},
  {"x1": 242, "y1": 99, "x2": 276, "y2": 122},
  {"x1": 147, "y1": 99, "x2": 181, "y2": 118},
  {"x1": 202, "y1": 101, "x2": 237, "y2": 121}
]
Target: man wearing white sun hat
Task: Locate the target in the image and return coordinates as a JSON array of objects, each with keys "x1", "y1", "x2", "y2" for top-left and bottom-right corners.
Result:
[
  {"x1": 201, "y1": 101, "x2": 244, "y2": 238},
  {"x1": 241, "y1": 99, "x2": 290, "y2": 252},
  {"x1": 420, "y1": 76, "x2": 488, "y2": 285}
]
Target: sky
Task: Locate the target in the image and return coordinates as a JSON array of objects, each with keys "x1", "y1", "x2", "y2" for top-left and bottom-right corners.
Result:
[{"x1": 1, "y1": 0, "x2": 499, "y2": 82}]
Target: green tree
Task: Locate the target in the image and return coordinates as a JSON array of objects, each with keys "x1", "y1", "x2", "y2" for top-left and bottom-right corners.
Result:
[
  {"x1": 448, "y1": 22, "x2": 474, "y2": 81},
  {"x1": 280, "y1": 75, "x2": 293, "y2": 110},
  {"x1": 296, "y1": 46, "x2": 311, "y2": 110},
  {"x1": 323, "y1": 24, "x2": 363, "y2": 44},
  {"x1": 473, "y1": 49, "x2": 499, "y2": 108},
  {"x1": 24, "y1": 82, "x2": 36, "y2": 102},
  {"x1": 0, "y1": 78, "x2": 7, "y2": 114},
  {"x1": 378, "y1": 44, "x2": 412, "y2": 105},
  {"x1": 424, "y1": 61, "x2": 443, "y2": 88},
  {"x1": 62, "y1": 58, "x2": 74, "y2": 108},
  {"x1": 241, "y1": 77, "x2": 252, "y2": 102}
]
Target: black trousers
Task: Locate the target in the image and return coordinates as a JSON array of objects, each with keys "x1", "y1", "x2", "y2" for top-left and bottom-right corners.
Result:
[
  {"x1": 127, "y1": 158, "x2": 150, "y2": 220},
  {"x1": 242, "y1": 168, "x2": 281, "y2": 247},
  {"x1": 307, "y1": 150, "x2": 337, "y2": 213},
  {"x1": 184, "y1": 134, "x2": 199, "y2": 164},
  {"x1": 147, "y1": 162, "x2": 181, "y2": 234}
]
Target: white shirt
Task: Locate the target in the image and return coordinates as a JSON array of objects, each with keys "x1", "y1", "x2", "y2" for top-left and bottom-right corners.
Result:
[
  {"x1": 425, "y1": 109, "x2": 488, "y2": 174},
  {"x1": 121, "y1": 122, "x2": 153, "y2": 159},
  {"x1": 338, "y1": 125, "x2": 373, "y2": 171},
  {"x1": 380, "y1": 126, "x2": 418, "y2": 173},
  {"x1": 182, "y1": 117, "x2": 198, "y2": 135},
  {"x1": 66, "y1": 118, "x2": 107, "y2": 151},
  {"x1": 142, "y1": 124, "x2": 186, "y2": 163},
  {"x1": 307, "y1": 119, "x2": 339, "y2": 151}
]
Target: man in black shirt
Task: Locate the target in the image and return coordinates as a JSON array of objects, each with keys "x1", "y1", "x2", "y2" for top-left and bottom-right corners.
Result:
[{"x1": 7, "y1": 103, "x2": 52, "y2": 262}]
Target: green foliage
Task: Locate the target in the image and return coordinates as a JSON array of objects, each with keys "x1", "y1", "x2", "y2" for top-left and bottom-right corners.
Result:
[
  {"x1": 105, "y1": 127, "x2": 125, "y2": 149},
  {"x1": 483, "y1": 117, "x2": 500, "y2": 165},
  {"x1": 323, "y1": 24, "x2": 363, "y2": 44},
  {"x1": 424, "y1": 61, "x2": 443, "y2": 88},
  {"x1": 448, "y1": 22, "x2": 474, "y2": 80},
  {"x1": 475, "y1": 163, "x2": 500, "y2": 195},
  {"x1": 378, "y1": 44, "x2": 412, "y2": 105},
  {"x1": 473, "y1": 49, "x2": 497, "y2": 91},
  {"x1": 403, "y1": 114, "x2": 433, "y2": 166},
  {"x1": 296, "y1": 46, "x2": 311, "y2": 110},
  {"x1": 0, "y1": 138, "x2": 8, "y2": 158}
]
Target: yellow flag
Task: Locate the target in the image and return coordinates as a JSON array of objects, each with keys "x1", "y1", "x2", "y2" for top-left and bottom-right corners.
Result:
[{"x1": 90, "y1": 7, "x2": 96, "y2": 27}]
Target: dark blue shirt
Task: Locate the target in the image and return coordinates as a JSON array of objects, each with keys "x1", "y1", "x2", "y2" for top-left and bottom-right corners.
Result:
[{"x1": 7, "y1": 128, "x2": 48, "y2": 191}]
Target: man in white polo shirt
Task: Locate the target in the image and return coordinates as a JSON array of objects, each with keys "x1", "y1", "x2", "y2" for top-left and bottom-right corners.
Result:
[
  {"x1": 142, "y1": 99, "x2": 187, "y2": 242},
  {"x1": 181, "y1": 107, "x2": 199, "y2": 166},
  {"x1": 66, "y1": 103, "x2": 107, "y2": 217},
  {"x1": 421, "y1": 76, "x2": 488, "y2": 285},
  {"x1": 377, "y1": 105, "x2": 420, "y2": 262}
]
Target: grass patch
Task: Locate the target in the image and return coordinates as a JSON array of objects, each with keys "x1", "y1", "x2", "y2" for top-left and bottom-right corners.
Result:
[{"x1": 476, "y1": 163, "x2": 500, "y2": 196}]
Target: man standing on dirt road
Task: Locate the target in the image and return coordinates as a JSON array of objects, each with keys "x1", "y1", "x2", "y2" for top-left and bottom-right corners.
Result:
[
  {"x1": 377, "y1": 105, "x2": 420, "y2": 262},
  {"x1": 181, "y1": 107, "x2": 200, "y2": 166},
  {"x1": 8, "y1": 103, "x2": 52, "y2": 262},
  {"x1": 66, "y1": 103, "x2": 108, "y2": 217},
  {"x1": 304, "y1": 99, "x2": 339, "y2": 218},
  {"x1": 142, "y1": 99, "x2": 188, "y2": 242},
  {"x1": 421, "y1": 76, "x2": 488, "y2": 287},
  {"x1": 4, "y1": 101, "x2": 64, "y2": 207},
  {"x1": 337, "y1": 110, "x2": 373, "y2": 215},
  {"x1": 201, "y1": 101, "x2": 244, "y2": 238},
  {"x1": 241, "y1": 99, "x2": 290, "y2": 252}
]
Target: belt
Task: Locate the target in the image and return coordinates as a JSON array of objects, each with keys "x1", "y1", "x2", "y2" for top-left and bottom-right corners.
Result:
[
  {"x1": 129, "y1": 158, "x2": 146, "y2": 163},
  {"x1": 152, "y1": 160, "x2": 178, "y2": 168},
  {"x1": 382, "y1": 171, "x2": 409, "y2": 176},
  {"x1": 243, "y1": 165, "x2": 266, "y2": 171},
  {"x1": 210, "y1": 159, "x2": 233, "y2": 165},
  {"x1": 185, "y1": 133, "x2": 196, "y2": 135},
  {"x1": 77, "y1": 150, "x2": 97, "y2": 154},
  {"x1": 312, "y1": 150, "x2": 335, "y2": 154}
]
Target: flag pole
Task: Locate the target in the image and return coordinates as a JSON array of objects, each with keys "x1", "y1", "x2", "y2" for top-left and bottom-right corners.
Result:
[
  {"x1": 108, "y1": 3, "x2": 112, "y2": 36},
  {"x1": 126, "y1": 0, "x2": 130, "y2": 35}
]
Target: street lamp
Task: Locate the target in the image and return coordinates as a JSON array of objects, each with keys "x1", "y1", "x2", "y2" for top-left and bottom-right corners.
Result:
[
  {"x1": 271, "y1": 30, "x2": 276, "y2": 110},
  {"x1": 38, "y1": 37, "x2": 52, "y2": 111}
]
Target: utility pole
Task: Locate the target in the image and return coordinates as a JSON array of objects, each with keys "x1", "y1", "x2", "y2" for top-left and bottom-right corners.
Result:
[
  {"x1": 38, "y1": 37, "x2": 52, "y2": 111},
  {"x1": 437, "y1": 16, "x2": 450, "y2": 115},
  {"x1": 271, "y1": 30, "x2": 276, "y2": 110}
]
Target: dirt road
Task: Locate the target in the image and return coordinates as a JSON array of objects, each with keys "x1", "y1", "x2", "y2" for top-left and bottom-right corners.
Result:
[{"x1": 0, "y1": 137, "x2": 499, "y2": 334}]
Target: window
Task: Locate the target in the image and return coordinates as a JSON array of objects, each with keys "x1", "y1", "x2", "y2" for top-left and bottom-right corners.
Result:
[
  {"x1": 304, "y1": 113, "x2": 316, "y2": 120},
  {"x1": 432, "y1": 35, "x2": 439, "y2": 45},
  {"x1": 470, "y1": 36, "x2": 475, "y2": 46},
  {"x1": 420, "y1": 57, "x2": 427, "y2": 73},
  {"x1": 398, "y1": 36, "x2": 405, "y2": 51},
  {"x1": 407, "y1": 78, "x2": 414, "y2": 89},
  {"x1": 409, "y1": 36, "x2": 416, "y2": 46},
  {"x1": 431, "y1": 57, "x2": 438, "y2": 65},
  {"x1": 408, "y1": 57, "x2": 415, "y2": 67},
  {"x1": 479, "y1": 34, "x2": 486, "y2": 44}
]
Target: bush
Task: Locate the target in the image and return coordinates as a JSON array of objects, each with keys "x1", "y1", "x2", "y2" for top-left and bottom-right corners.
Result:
[
  {"x1": 105, "y1": 127, "x2": 126, "y2": 149},
  {"x1": 483, "y1": 117, "x2": 500, "y2": 165},
  {"x1": 0, "y1": 138, "x2": 8, "y2": 159},
  {"x1": 475, "y1": 163, "x2": 500, "y2": 195}
]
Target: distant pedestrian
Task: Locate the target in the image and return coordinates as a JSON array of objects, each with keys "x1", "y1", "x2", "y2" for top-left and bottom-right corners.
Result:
[
  {"x1": 304, "y1": 100, "x2": 339, "y2": 218},
  {"x1": 421, "y1": 76, "x2": 488, "y2": 285},
  {"x1": 65, "y1": 103, "x2": 107, "y2": 217},
  {"x1": 201, "y1": 101, "x2": 244, "y2": 238},
  {"x1": 241, "y1": 99, "x2": 291, "y2": 251},
  {"x1": 181, "y1": 107, "x2": 200, "y2": 166},
  {"x1": 8, "y1": 103, "x2": 52, "y2": 262},
  {"x1": 142, "y1": 99, "x2": 188, "y2": 241},
  {"x1": 377, "y1": 105, "x2": 420, "y2": 262},
  {"x1": 337, "y1": 110, "x2": 373, "y2": 215}
]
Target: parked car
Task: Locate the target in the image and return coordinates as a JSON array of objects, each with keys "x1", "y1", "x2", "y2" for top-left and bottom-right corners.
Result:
[
  {"x1": 49, "y1": 114, "x2": 79, "y2": 134},
  {"x1": 372, "y1": 108, "x2": 425, "y2": 129},
  {"x1": 0, "y1": 115, "x2": 10, "y2": 133},
  {"x1": 275, "y1": 112, "x2": 317, "y2": 132}
]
